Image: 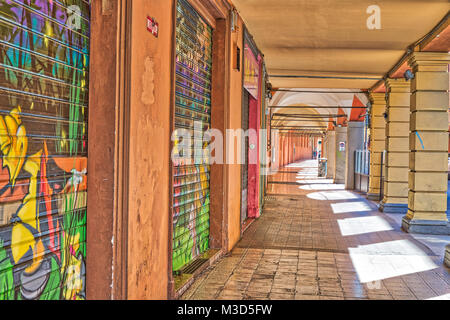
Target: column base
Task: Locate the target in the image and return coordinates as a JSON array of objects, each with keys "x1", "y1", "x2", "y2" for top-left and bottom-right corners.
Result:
[
  {"x1": 402, "y1": 217, "x2": 450, "y2": 235},
  {"x1": 334, "y1": 179, "x2": 345, "y2": 184},
  {"x1": 378, "y1": 202, "x2": 408, "y2": 214},
  {"x1": 367, "y1": 193, "x2": 381, "y2": 201},
  {"x1": 445, "y1": 245, "x2": 450, "y2": 268}
]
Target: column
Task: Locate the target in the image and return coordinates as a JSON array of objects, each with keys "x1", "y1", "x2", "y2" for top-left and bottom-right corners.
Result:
[
  {"x1": 367, "y1": 93, "x2": 387, "y2": 200},
  {"x1": 289, "y1": 134, "x2": 293, "y2": 164},
  {"x1": 327, "y1": 130, "x2": 336, "y2": 180},
  {"x1": 286, "y1": 134, "x2": 290, "y2": 165},
  {"x1": 323, "y1": 135, "x2": 328, "y2": 160},
  {"x1": 334, "y1": 127, "x2": 347, "y2": 184},
  {"x1": 379, "y1": 78, "x2": 410, "y2": 213},
  {"x1": 279, "y1": 135, "x2": 283, "y2": 167},
  {"x1": 345, "y1": 121, "x2": 364, "y2": 190},
  {"x1": 302, "y1": 136, "x2": 306, "y2": 160},
  {"x1": 286, "y1": 135, "x2": 290, "y2": 165},
  {"x1": 293, "y1": 136, "x2": 296, "y2": 161},
  {"x1": 283, "y1": 135, "x2": 288, "y2": 166},
  {"x1": 320, "y1": 137, "x2": 324, "y2": 159},
  {"x1": 402, "y1": 52, "x2": 450, "y2": 235},
  {"x1": 445, "y1": 244, "x2": 450, "y2": 267},
  {"x1": 314, "y1": 137, "x2": 318, "y2": 159}
]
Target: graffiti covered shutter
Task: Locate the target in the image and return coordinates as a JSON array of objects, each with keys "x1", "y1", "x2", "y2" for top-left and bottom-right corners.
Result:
[
  {"x1": 0, "y1": 0, "x2": 89, "y2": 300},
  {"x1": 172, "y1": 0, "x2": 212, "y2": 272}
]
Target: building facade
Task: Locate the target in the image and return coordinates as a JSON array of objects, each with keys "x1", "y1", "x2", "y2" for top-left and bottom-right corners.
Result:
[
  {"x1": 0, "y1": 0, "x2": 270, "y2": 300},
  {"x1": 0, "y1": 0, "x2": 448, "y2": 301}
]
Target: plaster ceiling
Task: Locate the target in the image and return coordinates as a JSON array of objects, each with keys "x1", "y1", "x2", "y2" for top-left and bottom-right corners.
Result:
[{"x1": 232, "y1": 0, "x2": 450, "y2": 89}]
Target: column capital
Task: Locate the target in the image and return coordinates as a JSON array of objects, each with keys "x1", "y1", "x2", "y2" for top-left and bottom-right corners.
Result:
[
  {"x1": 369, "y1": 92, "x2": 386, "y2": 104},
  {"x1": 385, "y1": 78, "x2": 410, "y2": 93},
  {"x1": 408, "y1": 52, "x2": 450, "y2": 72}
]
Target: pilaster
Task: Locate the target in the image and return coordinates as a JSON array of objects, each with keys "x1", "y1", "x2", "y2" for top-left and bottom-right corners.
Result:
[
  {"x1": 368, "y1": 93, "x2": 387, "y2": 200},
  {"x1": 335, "y1": 127, "x2": 347, "y2": 184},
  {"x1": 327, "y1": 130, "x2": 336, "y2": 180},
  {"x1": 379, "y1": 78, "x2": 410, "y2": 213},
  {"x1": 403, "y1": 52, "x2": 450, "y2": 235}
]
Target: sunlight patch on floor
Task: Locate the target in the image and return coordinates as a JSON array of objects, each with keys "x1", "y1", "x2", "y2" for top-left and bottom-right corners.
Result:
[
  {"x1": 300, "y1": 184, "x2": 346, "y2": 191},
  {"x1": 307, "y1": 191, "x2": 359, "y2": 201},
  {"x1": 286, "y1": 161, "x2": 318, "y2": 168},
  {"x1": 427, "y1": 293, "x2": 450, "y2": 300},
  {"x1": 337, "y1": 216, "x2": 393, "y2": 236},
  {"x1": 349, "y1": 240, "x2": 438, "y2": 283},
  {"x1": 331, "y1": 201, "x2": 372, "y2": 214},
  {"x1": 296, "y1": 179, "x2": 334, "y2": 184},
  {"x1": 295, "y1": 173, "x2": 319, "y2": 178}
]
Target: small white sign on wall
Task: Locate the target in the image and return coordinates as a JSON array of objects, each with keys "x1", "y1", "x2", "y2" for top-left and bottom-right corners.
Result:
[{"x1": 339, "y1": 142, "x2": 346, "y2": 152}]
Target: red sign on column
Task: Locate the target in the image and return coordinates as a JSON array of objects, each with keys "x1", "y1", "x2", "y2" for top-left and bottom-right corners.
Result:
[{"x1": 147, "y1": 16, "x2": 159, "y2": 38}]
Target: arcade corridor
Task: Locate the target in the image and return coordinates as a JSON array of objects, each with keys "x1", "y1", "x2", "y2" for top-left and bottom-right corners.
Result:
[
  {"x1": 181, "y1": 160, "x2": 450, "y2": 300},
  {"x1": 0, "y1": 0, "x2": 449, "y2": 302}
]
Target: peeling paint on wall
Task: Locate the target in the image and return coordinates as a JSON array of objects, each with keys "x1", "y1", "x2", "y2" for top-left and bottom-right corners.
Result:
[{"x1": 141, "y1": 56, "x2": 155, "y2": 105}]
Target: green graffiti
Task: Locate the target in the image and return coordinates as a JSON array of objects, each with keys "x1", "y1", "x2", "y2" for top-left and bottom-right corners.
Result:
[
  {"x1": 0, "y1": 240, "x2": 14, "y2": 300},
  {"x1": 172, "y1": 195, "x2": 211, "y2": 272}
]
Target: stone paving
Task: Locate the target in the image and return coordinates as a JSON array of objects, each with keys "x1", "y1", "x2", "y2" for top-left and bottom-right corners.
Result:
[{"x1": 181, "y1": 160, "x2": 450, "y2": 300}]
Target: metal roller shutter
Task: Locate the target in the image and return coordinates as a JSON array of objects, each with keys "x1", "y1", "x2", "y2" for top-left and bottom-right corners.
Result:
[
  {"x1": 0, "y1": 0, "x2": 89, "y2": 300},
  {"x1": 172, "y1": 0, "x2": 212, "y2": 272},
  {"x1": 241, "y1": 90, "x2": 249, "y2": 225}
]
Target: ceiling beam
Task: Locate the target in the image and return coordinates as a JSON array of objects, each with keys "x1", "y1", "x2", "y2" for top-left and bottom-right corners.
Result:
[
  {"x1": 273, "y1": 89, "x2": 367, "y2": 94},
  {"x1": 269, "y1": 106, "x2": 368, "y2": 109},
  {"x1": 270, "y1": 74, "x2": 382, "y2": 80}
]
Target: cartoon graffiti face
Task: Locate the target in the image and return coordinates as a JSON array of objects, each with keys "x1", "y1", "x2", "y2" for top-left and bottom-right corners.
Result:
[{"x1": 0, "y1": 107, "x2": 28, "y2": 187}]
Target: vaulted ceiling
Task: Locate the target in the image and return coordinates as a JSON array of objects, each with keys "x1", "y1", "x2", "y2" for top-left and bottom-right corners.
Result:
[
  {"x1": 232, "y1": 0, "x2": 450, "y2": 90},
  {"x1": 270, "y1": 90, "x2": 369, "y2": 134}
]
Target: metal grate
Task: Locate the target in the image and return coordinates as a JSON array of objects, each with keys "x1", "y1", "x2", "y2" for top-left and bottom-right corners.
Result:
[
  {"x1": 172, "y1": 0, "x2": 213, "y2": 273},
  {"x1": 0, "y1": 0, "x2": 90, "y2": 300},
  {"x1": 179, "y1": 258, "x2": 209, "y2": 275}
]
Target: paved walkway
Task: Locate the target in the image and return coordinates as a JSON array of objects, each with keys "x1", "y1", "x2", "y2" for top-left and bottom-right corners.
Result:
[{"x1": 182, "y1": 160, "x2": 450, "y2": 300}]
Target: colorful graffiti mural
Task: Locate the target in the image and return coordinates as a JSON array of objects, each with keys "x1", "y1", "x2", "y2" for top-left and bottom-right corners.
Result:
[
  {"x1": 243, "y1": 43, "x2": 259, "y2": 100},
  {"x1": 172, "y1": 0, "x2": 212, "y2": 272},
  {"x1": 0, "y1": 0, "x2": 89, "y2": 300}
]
